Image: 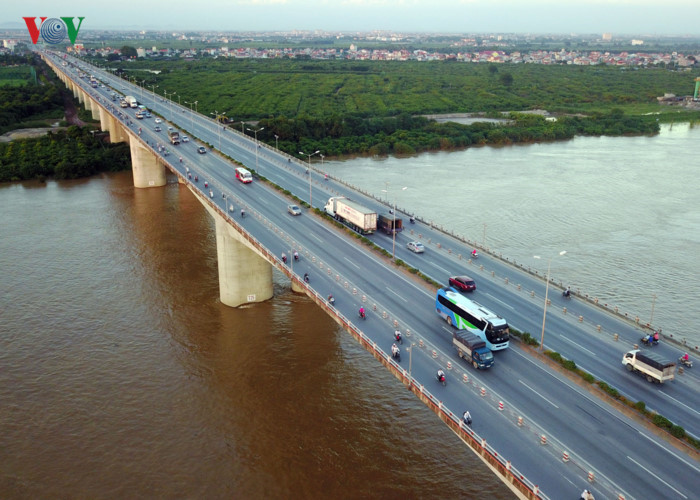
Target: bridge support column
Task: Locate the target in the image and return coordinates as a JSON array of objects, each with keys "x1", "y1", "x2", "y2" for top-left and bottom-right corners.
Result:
[
  {"x1": 99, "y1": 107, "x2": 111, "y2": 132},
  {"x1": 203, "y1": 203, "x2": 273, "y2": 307},
  {"x1": 78, "y1": 89, "x2": 86, "y2": 105},
  {"x1": 90, "y1": 98, "x2": 100, "y2": 120},
  {"x1": 129, "y1": 139, "x2": 166, "y2": 188}
]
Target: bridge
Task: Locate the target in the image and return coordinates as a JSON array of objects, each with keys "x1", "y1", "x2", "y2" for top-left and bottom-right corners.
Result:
[{"x1": 41, "y1": 50, "x2": 700, "y2": 500}]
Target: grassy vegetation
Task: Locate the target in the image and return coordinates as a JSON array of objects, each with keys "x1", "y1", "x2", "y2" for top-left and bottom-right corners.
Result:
[{"x1": 109, "y1": 58, "x2": 699, "y2": 120}]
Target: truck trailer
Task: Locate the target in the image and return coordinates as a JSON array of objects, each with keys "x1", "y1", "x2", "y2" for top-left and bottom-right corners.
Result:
[
  {"x1": 125, "y1": 96, "x2": 138, "y2": 108},
  {"x1": 324, "y1": 197, "x2": 377, "y2": 234},
  {"x1": 168, "y1": 130, "x2": 180, "y2": 145},
  {"x1": 622, "y1": 350, "x2": 675, "y2": 384},
  {"x1": 377, "y1": 213, "x2": 403, "y2": 235},
  {"x1": 453, "y1": 331, "x2": 494, "y2": 370}
]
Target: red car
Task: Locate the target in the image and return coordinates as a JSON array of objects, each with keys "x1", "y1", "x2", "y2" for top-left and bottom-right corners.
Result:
[{"x1": 449, "y1": 275, "x2": 476, "y2": 292}]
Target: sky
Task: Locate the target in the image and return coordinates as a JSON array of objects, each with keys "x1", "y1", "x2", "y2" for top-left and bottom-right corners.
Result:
[{"x1": 7, "y1": 0, "x2": 700, "y2": 35}]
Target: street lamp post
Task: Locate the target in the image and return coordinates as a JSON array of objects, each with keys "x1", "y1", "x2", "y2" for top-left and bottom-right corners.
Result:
[
  {"x1": 211, "y1": 110, "x2": 227, "y2": 150},
  {"x1": 274, "y1": 134, "x2": 279, "y2": 150},
  {"x1": 163, "y1": 90, "x2": 176, "y2": 120},
  {"x1": 381, "y1": 186, "x2": 407, "y2": 260},
  {"x1": 185, "y1": 100, "x2": 198, "y2": 134},
  {"x1": 247, "y1": 126, "x2": 265, "y2": 172},
  {"x1": 408, "y1": 342, "x2": 416, "y2": 378},
  {"x1": 534, "y1": 251, "x2": 567, "y2": 351},
  {"x1": 299, "y1": 150, "x2": 320, "y2": 208},
  {"x1": 149, "y1": 84, "x2": 158, "y2": 108}
]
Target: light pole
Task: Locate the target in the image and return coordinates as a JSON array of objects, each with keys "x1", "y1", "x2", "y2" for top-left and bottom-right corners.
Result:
[
  {"x1": 408, "y1": 342, "x2": 416, "y2": 378},
  {"x1": 240, "y1": 121, "x2": 245, "y2": 133},
  {"x1": 139, "y1": 79, "x2": 146, "y2": 102},
  {"x1": 299, "y1": 150, "x2": 320, "y2": 208},
  {"x1": 164, "y1": 90, "x2": 176, "y2": 120},
  {"x1": 247, "y1": 126, "x2": 265, "y2": 172},
  {"x1": 274, "y1": 134, "x2": 279, "y2": 150},
  {"x1": 211, "y1": 110, "x2": 227, "y2": 150},
  {"x1": 185, "y1": 100, "x2": 198, "y2": 134},
  {"x1": 149, "y1": 84, "x2": 158, "y2": 108},
  {"x1": 534, "y1": 251, "x2": 567, "y2": 352},
  {"x1": 382, "y1": 186, "x2": 407, "y2": 260}
]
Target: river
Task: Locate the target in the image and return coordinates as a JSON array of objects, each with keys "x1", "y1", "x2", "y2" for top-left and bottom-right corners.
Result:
[
  {"x1": 1, "y1": 123, "x2": 696, "y2": 498},
  {"x1": 326, "y1": 123, "x2": 700, "y2": 348}
]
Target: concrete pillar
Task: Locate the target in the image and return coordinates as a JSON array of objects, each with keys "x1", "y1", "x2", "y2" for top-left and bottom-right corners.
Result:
[
  {"x1": 81, "y1": 90, "x2": 88, "y2": 107},
  {"x1": 99, "y1": 107, "x2": 110, "y2": 132},
  {"x1": 90, "y1": 99, "x2": 100, "y2": 120},
  {"x1": 107, "y1": 115, "x2": 121, "y2": 144},
  {"x1": 72, "y1": 82, "x2": 79, "y2": 99},
  {"x1": 129, "y1": 138, "x2": 165, "y2": 188},
  {"x1": 202, "y1": 202, "x2": 274, "y2": 307}
]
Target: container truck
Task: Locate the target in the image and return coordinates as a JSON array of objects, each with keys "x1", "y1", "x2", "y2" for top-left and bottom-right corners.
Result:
[
  {"x1": 377, "y1": 213, "x2": 403, "y2": 235},
  {"x1": 324, "y1": 197, "x2": 377, "y2": 234},
  {"x1": 622, "y1": 350, "x2": 675, "y2": 384},
  {"x1": 125, "y1": 96, "x2": 138, "y2": 108},
  {"x1": 453, "y1": 331, "x2": 494, "y2": 370},
  {"x1": 168, "y1": 130, "x2": 180, "y2": 145}
]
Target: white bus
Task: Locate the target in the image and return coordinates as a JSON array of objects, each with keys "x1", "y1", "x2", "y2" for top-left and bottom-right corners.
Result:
[
  {"x1": 435, "y1": 287, "x2": 510, "y2": 350},
  {"x1": 235, "y1": 167, "x2": 253, "y2": 184}
]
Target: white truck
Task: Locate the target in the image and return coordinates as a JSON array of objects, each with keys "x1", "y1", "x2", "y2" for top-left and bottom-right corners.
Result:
[
  {"x1": 125, "y1": 95, "x2": 138, "y2": 108},
  {"x1": 453, "y1": 331, "x2": 494, "y2": 370},
  {"x1": 324, "y1": 197, "x2": 377, "y2": 234},
  {"x1": 622, "y1": 350, "x2": 675, "y2": 384}
]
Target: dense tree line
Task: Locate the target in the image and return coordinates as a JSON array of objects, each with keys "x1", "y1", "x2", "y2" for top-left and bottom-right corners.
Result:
[
  {"x1": 0, "y1": 54, "x2": 66, "y2": 134},
  {"x1": 256, "y1": 110, "x2": 660, "y2": 158},
  {"x1": 0, "y1": 126, "x2": 131, "y2": 182}
]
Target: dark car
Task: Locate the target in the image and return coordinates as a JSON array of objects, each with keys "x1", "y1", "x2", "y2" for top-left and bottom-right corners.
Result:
[
  {"x1": 197, "y1": 146, "x2": 207, "y2": 154},
  {"x1": 449, "y1": 275, "x2": 476, "y2": 292}
]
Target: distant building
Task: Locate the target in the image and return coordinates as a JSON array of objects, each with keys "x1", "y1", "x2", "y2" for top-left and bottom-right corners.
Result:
[
  {"x1": 136, "y1": 47, "x2": 146, "y2": 58},
  {"x1": 631, "y1": 39, "x2": 644, "y2": 46},
  {"x1": 602, "y1": 33, "x2": 612, "y2": 41}
]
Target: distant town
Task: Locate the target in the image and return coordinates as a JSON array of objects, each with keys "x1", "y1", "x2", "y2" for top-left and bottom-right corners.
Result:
[{"x1": 2, "y1": 29, "x2": 699, "y2": 68}]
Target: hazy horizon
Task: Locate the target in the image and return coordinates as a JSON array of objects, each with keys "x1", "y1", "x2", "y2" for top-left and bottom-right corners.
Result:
[{"x1": 7, "y1": 1, "x2": 700, "y2": 36}]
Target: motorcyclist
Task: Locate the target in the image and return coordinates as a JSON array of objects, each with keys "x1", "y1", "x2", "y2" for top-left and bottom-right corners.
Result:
[
  {"x1": 359, "y1": 307, "x2": 365, "y2": 319},
  {"x1": 564, "y1": 286, "x2": 571, "y2": 298},
  {"x1": 282, "y1": 253, "x2": 287, "y2": 264},
  {"x1": 653, "y1": 330, "x2": 660, "y2": 343},
  {"x1": 394, "y1": 330, "x2": 402, "y2": 343},
  {"x1": 472, "y1": 249, "x2": 478, "y2": 258},
  {"x1": 303, "y1": 272, "x2": 309, "y2": 283},
  {"x1": 391, "y1": 343, "x2": 400, "y2": 359},
  {"x1": 293, "y1": 251, "x2": 299, "y2": 261},
  {"x1": 328, "y1": 294, "x2": 335, "y2": 304},
  {"x1": 437, "y1": 369, "x2": 445, "y2": 382},
  {"x1": 241, "y1": 208, "x2": 245, "y2": 218},
  {"x1": 682, "y1": 353, "x2": 689, "y2": 362},
  {"x1": 409, "y1": 216, "x2": 415, "y2": 224}
]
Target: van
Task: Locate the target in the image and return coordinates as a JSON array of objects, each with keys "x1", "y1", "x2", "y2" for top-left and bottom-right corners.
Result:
[{"x1": 235, "y1": 167, "x2": 253, "y2": 183}]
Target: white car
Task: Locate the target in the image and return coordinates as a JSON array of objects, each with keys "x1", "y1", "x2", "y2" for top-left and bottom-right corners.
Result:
[
  {"x1": 407, "y1": 241, "x2": 425, "y2": 253},
  {"x1": 154, "y1": 118, "x2": 162, "y2": 124},
  {"x1": 181, "y1": 135, "x2": 189, "y2": 142},
  {"x1": 287, "y1": 204, "x2": 301, "y2": 216}
]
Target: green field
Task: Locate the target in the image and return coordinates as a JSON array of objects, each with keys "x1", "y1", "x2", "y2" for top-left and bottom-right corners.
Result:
[{"x1": 111, "y1": 58, "x2": 699, "y2": 121}]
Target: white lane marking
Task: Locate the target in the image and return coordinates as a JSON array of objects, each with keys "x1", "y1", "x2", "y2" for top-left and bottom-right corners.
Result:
[
  {"x1": 627, "y1": 456, "x2": 688, "y2": 498},
  {"x1": 309, "y1": 233, "x2": 324, "y2": 244},
  {"x1": 518, "y1": 380, "x2": 559, "y2": 409},
  {"x1": 560, "y1": 335, "x2": 596, "y2": 355},
  {"x1": 432, "y1": 263, "x2": 452, "y2": 275},
  {"x1": 386, "y1": 287, "x2": 408, "y2": 303},
  {"x1": 484, "y1": 293, "x2": 515, "y2": 311},
  {"x1": 660, "y1": 392, "x2": 700, "y2": 416},
  {"x1": 343, "y1": 257, "x2": 360, "y2": 270}
]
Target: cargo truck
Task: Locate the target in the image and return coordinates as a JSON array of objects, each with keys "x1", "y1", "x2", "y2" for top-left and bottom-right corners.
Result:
[
  {"x1": 324, "y1": 197, "x2": 377, "y2": 234},
  {"x1": 168, "y1": 130, "x2": 180, "y2": 145},
  {"x1": 377, "y1": 213, "x2": 403, "y2": 235},
  {"x1": 125, "y1": 96, "x2": 138, "y2": 108},
  {"x1": 622, "y1": 350, "x2": 675, "y2": 384},
  {"x1": 453, "y1": 331, "x2": 494, "y2": 370}
]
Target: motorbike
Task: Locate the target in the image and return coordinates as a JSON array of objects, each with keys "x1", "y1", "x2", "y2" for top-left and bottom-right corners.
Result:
[
  {"x1": 437, "y1": 373, "x2": 446, "y2": 386},
  {"x1": 359, "y1": 309, "x2": 366, "y2": 320},
  {"x1": 328, "y1": 295, "x2": 335, "y2": 306},
  {"x1": 391, "y1": 347, "x2": 401, "y2": 362},
  {"x1": 282, "y1": 254, "x2": 287, "y2": 264},
  {"x1": 293, "y1": 252, "x2": 299, "y2": 262},
  {"x1": 409, "y1": 216, "x2": 416, "y2": 224},
  {"x1": 241, "y1": 209, "x2": 246, "y2": 218},
  {"x1": 640, "y1": 336, "x2": 659, "y2": 347},
  {"x1": 679, "y1": 356, "x2": 692, "y2": 368},
  {"x1": 563, "y1": 289, "x2": 572, "y2": 299},
  {"x1": 303, "y1": 273, "x2": 310, "y2": 283},
  {"x1": 394, "y1": 331, "x2": 403, "y2": 344},
  {"x1": 471, "y1": 252, "x2": 479, "y2": 259}
]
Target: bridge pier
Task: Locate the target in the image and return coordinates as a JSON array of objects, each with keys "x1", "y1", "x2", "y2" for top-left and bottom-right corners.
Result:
[
  {"x1": 99, "y1": 107, "x2": 111, "y2": 133},
  {"x1": 203, "y1": 202, "x2": 273, "y2": 307},
  {"x1": 90, "y1": 98, "x2": 101, "y2": 120},
  {"x1": 129, "y1": 139, "x2": 166, "y2": 188}
]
